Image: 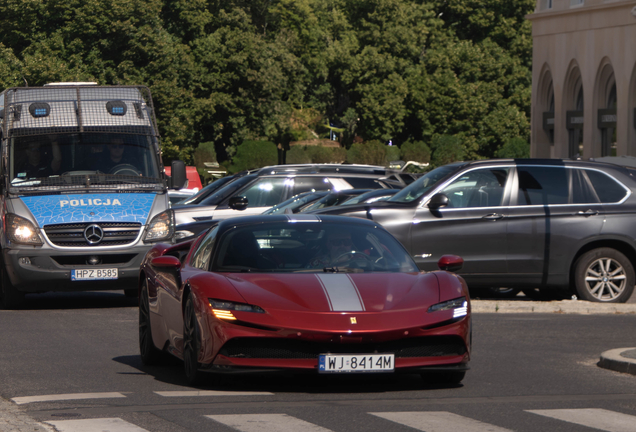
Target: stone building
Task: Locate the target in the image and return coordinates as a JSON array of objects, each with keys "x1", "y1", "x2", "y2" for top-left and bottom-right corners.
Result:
[{"x1": 527, "y1": 0, "x2": 636, "y2": 158}]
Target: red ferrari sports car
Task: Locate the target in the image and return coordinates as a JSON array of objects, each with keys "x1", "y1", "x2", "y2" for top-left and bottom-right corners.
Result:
[{"x1": 138, "y1": 214, "x2": 471, "y2": 385}]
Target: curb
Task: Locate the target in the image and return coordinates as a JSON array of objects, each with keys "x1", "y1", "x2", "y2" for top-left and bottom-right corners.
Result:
[
  {"x1": 471, "y1": 299, "x2": 636, "y2": 315},
  {"x1": 0, "y1": 397, "x2": 55, "y2": 432},
  {"x1": 599, "y1": 348, "x2": 636, "y2": 376}
]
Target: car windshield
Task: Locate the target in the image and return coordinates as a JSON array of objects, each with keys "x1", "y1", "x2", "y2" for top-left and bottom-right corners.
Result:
[
  {"x1": 211, "y1": 221, "x2": 419, "y2": 273},
  {"x1": 341, "y1": 189, "x2": 398, "y2": 205},
  {"x1": 178, "y1": 175, "x2": 238, "y2": 206},
  {"x1": 388, "y1": 164, "x2": 460, "y2": 203},
  {"x1": 9, "y1": 132, "x2": 162, "y2": 191},
  {"x1": 263, "y1": 191, "x2": 327, "y2": 215},
  {"x1": 302, "y1": 190, "x2": 369, "y2": 212}
]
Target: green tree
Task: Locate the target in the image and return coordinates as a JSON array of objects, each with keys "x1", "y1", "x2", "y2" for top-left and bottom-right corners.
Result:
[
  {"x1": 400, "y1": 140, "x2": 431, "y2": 164},
  {"x1": 431, "y1": 135, "x2": 464, "y2": 167},
  {"x1": 496, "y1": 137, "x2": 530, "y2": 158},
  {"x1": 346, "y1": 140, "x2": 386, "y2": 165},
  {"x1": 229, "y1": 140, "x2": 278, "y2": 173}
]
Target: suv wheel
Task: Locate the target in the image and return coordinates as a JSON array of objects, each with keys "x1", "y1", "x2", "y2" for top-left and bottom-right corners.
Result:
[{"x1": 574, "y1": 248, "x2": 635, "y2": 303}]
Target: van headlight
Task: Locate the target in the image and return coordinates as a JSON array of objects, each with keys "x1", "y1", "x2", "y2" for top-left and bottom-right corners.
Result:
[
  {"x1": 143, "y1": 210, "x2": 174, "y2": 243},
  {"x1": 6, "y1": 214, "x2": 43, "y2": 245}
]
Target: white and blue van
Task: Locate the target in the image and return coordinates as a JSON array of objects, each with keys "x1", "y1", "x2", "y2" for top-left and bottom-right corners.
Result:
[{"x1": 0, "y1": 83, "x2": 185, "y2": 308}]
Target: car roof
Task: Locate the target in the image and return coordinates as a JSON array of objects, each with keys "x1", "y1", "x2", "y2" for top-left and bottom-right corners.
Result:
[{"x1": 215, "y1": 214, "x2": 380, "y2": 234}]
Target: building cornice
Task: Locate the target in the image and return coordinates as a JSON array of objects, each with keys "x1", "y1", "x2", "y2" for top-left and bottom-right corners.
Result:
[{"x1": 527, "y1": 0, "x2": 636, "y2": 21}]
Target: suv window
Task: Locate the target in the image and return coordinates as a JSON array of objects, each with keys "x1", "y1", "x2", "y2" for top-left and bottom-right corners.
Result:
[
  {"x1": 239, "y1": 177, "x2": 288, "y2": 207},
  {"x1": 585, "y1": 169, "x2": 628, "y2": 203},
  {"x1": 440, "y1": 168, "x2": 509, "y2": 208},
  {"x1": 291, "y1": 177, "x2": 331, "y2": 196},
  {"x1": 516, "y1": 166, "x2": 568, "y2": 205},
  {"x1": 343, "y1": 177, "x2": 386, "y2": 189}
]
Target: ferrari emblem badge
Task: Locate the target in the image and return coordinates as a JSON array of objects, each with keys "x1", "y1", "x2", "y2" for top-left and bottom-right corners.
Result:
[{"x1": 350, "y1": 317, "x2": 357, "y2": 324}]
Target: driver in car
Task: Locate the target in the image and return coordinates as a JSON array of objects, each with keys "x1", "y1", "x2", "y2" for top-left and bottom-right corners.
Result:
[
  {"x1": 307, "y1": 229, "x2": 355, "y2": 268},
  {"x1": 93, "y1": 137, "x2": 136, "y2": 174}
]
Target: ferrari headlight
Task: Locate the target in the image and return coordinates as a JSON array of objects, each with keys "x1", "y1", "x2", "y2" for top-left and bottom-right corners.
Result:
[
  {"x1": 143, "y1": 210, "x2": 174, "y2": 243},
  {"x1": 6, "y1": 214, "x2": 43, "y2": 245},
  {"x1": 209, "y1": 299, "x2": 265, "y2": 320},
  {"x1": 428, "y1": 296, "x2": 468, "y2": 318}
]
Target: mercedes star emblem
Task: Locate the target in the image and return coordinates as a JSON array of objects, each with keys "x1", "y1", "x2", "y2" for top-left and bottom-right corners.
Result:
[{"x1": 84, "y1": 224, "x2": 104, "y2": 245}]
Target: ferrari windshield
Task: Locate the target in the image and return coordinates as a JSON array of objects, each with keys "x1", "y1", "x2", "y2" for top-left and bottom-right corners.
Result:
[
  {"x1": 388, "y1": 164, "x2": 461, "y2": 203},
  {"x1": 9, "y1": 132, "x2": 161, "y2": 190},
  {"x1": 210, "y1": 221, "x2": 419, "y2": 273}
]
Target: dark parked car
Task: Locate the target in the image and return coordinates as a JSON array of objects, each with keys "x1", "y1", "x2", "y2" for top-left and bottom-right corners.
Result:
[{"x1": 310, "y1": 158, "x2": 636, "y2": 303}]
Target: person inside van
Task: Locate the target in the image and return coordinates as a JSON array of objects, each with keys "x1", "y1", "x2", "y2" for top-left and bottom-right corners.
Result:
[
  {"x1": 93, "y1": 137, "x2": 136, "y2": 173},
  {"x1": 15, "y1": 138, "x2": 61, "y2": 179}
]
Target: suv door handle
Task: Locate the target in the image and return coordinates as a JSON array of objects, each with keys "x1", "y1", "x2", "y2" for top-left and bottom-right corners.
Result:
[
  {"x1": 482, "y1": 213, "x2": 504, "y2": 220},
  {"x1": 576, "y1": 210, "x2": 599, "y2": 216}
]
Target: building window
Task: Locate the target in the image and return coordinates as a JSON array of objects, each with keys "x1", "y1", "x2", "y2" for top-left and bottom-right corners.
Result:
[{"x1": 570, "y1": 0, "x2": 584, "y2": 7}]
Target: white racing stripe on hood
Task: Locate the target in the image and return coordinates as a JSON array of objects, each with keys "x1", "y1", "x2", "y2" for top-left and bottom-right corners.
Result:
[{"x1": 315, "y1": 274, "x2": 365, "y2": 311}]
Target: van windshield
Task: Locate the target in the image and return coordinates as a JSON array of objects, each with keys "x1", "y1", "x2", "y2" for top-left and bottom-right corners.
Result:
[{"x1": 9, "y1": 133, "x2": 162, "y2": 191}]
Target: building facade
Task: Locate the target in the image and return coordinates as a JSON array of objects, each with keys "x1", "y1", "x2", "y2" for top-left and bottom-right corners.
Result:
[{"x1": 527, "y1": 0, "x2": 636, "y2": 158}]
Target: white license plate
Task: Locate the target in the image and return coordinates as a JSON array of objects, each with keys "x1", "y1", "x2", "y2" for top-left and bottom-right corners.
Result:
[
  {"x1": 318, "y1": 354, "x2": 394, "y2": 373},
  {"x1": 71, "y1": 268, "x2": 118, "y2": 281}
]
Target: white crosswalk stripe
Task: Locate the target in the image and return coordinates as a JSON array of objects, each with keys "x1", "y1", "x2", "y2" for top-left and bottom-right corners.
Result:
[
  {"x1": 370, "y1": 411, "x2": 513, "y2": 432},
  {"x1": 527, "y1": 408, "x2": 636, "y2": 432},
  {"x1": 12, "y1": 392, "x2": 127, "y2": 405},
  {"x1": 45, "y1": 417, "x2": 149, "y2": 432},
  {"x1": 205, "y1": 413, "x2": 333, "y2": 432}
]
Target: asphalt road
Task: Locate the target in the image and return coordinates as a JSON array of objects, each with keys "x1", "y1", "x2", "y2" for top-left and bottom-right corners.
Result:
[{"x1": 1, "y1": 291, "x2": 635, "y2": 432}]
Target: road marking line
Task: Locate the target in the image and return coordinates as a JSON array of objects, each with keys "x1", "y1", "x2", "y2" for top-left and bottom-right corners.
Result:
[
  {"x1": 370, "y1": 411, "x2": 513, "y2": 432},
  {"x1": 11, "y1": 392, "x2": 127, "y2": 405},
  {"x1": 527, "y1": 408, "x2": 636, "y2": 432},
  {"x1": 155, "y1": 390, "x2": 274, "y2": 397},
  {"x1": 206, "y1": 413, "x2": 333, "y2": 432},
  {"x1": 45, "y1": 417, "x2": 149, "y2": 432}
]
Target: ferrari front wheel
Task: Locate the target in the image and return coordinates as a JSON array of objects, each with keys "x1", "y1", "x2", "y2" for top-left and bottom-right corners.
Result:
[
  {"x1": 139, "y1": 283, "x2": 163, "y2": 365},
  {"x1": 183, "y1": 295, "x2": 204, "y2": 386}
]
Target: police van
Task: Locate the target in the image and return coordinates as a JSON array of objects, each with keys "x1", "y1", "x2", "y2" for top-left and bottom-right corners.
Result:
[{"x1": 0, "y1": 83, "x2": 185, "y2": 308}]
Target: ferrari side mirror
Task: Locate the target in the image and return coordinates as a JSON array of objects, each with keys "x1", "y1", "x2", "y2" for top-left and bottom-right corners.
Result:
[
  {"x1": 438, "y1": 254, "x2": 463, "y2": 272},
  {"x1": 151, "y1": 255, "x2": 182, "y2": 270}
]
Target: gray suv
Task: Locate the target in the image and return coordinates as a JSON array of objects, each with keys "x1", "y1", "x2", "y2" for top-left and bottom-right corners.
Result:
[{"x1": 310, "y1": 159, "x2": 636, "y2": 303}]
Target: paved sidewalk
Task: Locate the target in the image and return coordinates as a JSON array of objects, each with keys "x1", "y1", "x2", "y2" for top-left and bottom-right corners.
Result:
[
  {"x1": 471, "y1": 299, "x2": 636, "y2": 314},
  {"x1": 0, "y1": 397, "x2": 54, "y2": 432}
]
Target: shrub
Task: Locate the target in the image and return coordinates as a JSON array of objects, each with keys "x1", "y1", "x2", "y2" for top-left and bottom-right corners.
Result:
[
  {"x1": 385, "y1": 145, "x2": 401, "y2": 165},
  {"x1": 430, "y1": 135, "x2": 465, "y2": 167},
  {"x1": 286, "y1": 146, "x2": 312, "y2": 164},
  {"x1": 229, "y1": 140, "x2": 278, "y2": 173},
  {"x1": 306, "y1": 146, "x2": 346, "y2": 163},
  {"x1": 496, "y1": 137, "x2": 530, "y2": 158},
  {"x1": 346, "y1": 140, "x2": 387, "y2": 165},
  {"x1": 400, "y1": 140, "x2": 431, "y2": 164}
]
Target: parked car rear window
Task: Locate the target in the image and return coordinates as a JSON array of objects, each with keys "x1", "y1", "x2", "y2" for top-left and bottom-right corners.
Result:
[{"x1": 585, "y1": 169, "x2": 628, "y2": 203}]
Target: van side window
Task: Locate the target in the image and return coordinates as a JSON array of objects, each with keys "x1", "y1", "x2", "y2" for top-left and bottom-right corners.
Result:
[
  {"x1": 440, "y1": 168, "x2": 509, "y2": 208},
  {"x1": 516, "y1": 166, "x2": 568, "y2": 205},
  {"x1": 585, "y1": 170, "x2": 628, "y2": 203}
]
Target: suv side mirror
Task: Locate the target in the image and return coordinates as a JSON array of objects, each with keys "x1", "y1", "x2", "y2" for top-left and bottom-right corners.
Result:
[
  {"x1": 229, "y1": 196, "x2": 248, "y2": 211},
  {"x1": 169, "y1": 160, "x2": 187, "y2": 190},
  {"x1": 428, "y1": 193, "x2": 449, "y2": 210}
]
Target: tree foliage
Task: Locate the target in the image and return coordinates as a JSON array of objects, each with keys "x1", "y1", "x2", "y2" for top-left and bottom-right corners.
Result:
[{"x1": 0, "y1": 0, "x2": 534, "y2": 165}]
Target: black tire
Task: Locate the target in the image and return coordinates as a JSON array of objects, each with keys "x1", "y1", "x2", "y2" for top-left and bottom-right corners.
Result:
[
  {"x1": 139, "y1": 283, "x2": 163, "y2": 365},
  {"x1": 485, "y1": 287, "x2": 521, "y2": 299},
  {"x1": 124, "y1": 289, "x2": 138, "y2": 298},
  {"x1": 574, "y1": 248, "x2": 635, "y2": 303},
  {"x1": 183, "y1": 295, "x2": 204, "y2": 386},
  {"x1": 0, "y1": 261, "x2": 25, "y2": 310},
  {"x1": 421, "y1": 371, "x2": 466, "y2": 385}
]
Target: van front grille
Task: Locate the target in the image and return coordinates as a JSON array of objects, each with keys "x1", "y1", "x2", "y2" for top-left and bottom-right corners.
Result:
[{"x1": 43, "y1": 222, "x2": 141, "y2": 247}]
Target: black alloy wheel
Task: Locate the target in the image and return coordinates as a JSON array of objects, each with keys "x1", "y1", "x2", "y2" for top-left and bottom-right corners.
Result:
[
  {"x1": 574, "y1": 248, "x2": 635, "y2": 303},
  {"x1": 0, "y1": 260, "x2": 25, "y2": 310},
  {"x1": 183, "y1": 295, "x2": 203, "y2": 385},
  {"x1": 139, "y1": 283, "x2": 163, "y2": 365}
]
